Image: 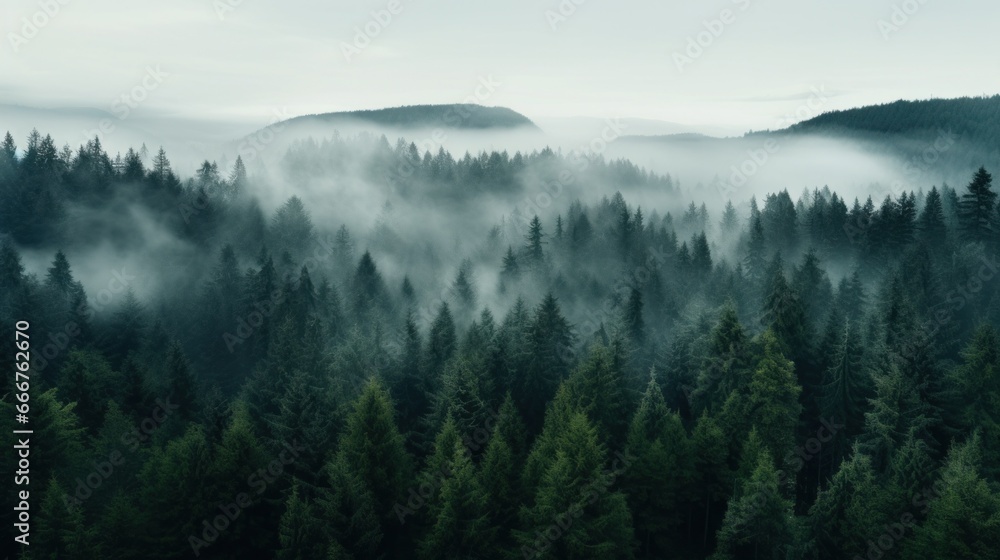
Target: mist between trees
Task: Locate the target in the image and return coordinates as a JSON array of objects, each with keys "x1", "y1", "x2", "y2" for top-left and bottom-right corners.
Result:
[{"x1": 1, "y1": 126, "x2": 1000, "y2": 559}]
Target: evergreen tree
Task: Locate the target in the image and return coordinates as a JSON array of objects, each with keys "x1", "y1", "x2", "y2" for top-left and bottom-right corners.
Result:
[
  {"x1": 721, "y1": 200, "x2": 739, "y2": 234},
  {"x1": 622, "y1": 373, "x2": 693, "y2": 556},
  {"x1": 516, "y1": 293, "x2": 575, "y2": 432},
  {"x1": 906, "y1": 435, "x2": 1000, "y2": 559},
  {"x1": 336, "y1": 378, "x2": 413, "y2": 555},
  {"x1": 524, "y1": 215, "x2": 545, "y2": 266},
  {"x1": 958, "y1": 166, "x2": 998, "y2": 244},
  {"x1": 516, "y1": 412, "x2": 636, "y2": 560},
  {"x1": 277, "y1": 480, "x2": 326, "y2": 560},
  {"x1": 419, "y1": 441, "x2": 495, "y2": 559},
  {"x1": 919, "y1": 185, "x2": 948, "y2": 249},
  {"x1": 694, "y1": 302, "x2": 751, "y2": 413},
  {"x1": 747, "y1": 330, "x2": 802, "y2": 462},
  {"x1": 820, "y1": 319, "x2": 868, "y2": 466},
  {"x1": 711, "y1": 453, "x2": 793, "y2": 560},
  {"x1": 36, "y1": 478, "x2": 100, "y2": 558},
  {"x1": 165, "y1": 341, "x2": 198, "y2": 423},
  {"x1": 425, "y1": 302, "x2": 457, "y2": 377},
  {"x1": 805, "y1": 452, "x2": 887, "y2": 560},
  {"x1": 623, "y1": 286, "x2": 645, "y2": 345},
  {"x1": 951, "y1": 324, "x2": 1000, "y2": 475}
]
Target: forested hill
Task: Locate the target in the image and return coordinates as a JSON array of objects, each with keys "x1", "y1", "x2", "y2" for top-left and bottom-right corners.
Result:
[
  {"x1": 278, "y1": 104, "x2": 540, "y2": 130},
  {"x1": 774, "y1": 95, "x2": 1000, "y2": 177},
  {"x1": 784, "y1": 95, "x2": 1000, "y2": 144},
  {"x1": 2, "y1": 123, "x2": 1000, "y2": 558}
]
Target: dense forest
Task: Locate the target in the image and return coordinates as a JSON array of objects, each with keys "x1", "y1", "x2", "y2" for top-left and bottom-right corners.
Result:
[{"x1": 2, "y1": 127, "x2": 1000, "y2": 559}]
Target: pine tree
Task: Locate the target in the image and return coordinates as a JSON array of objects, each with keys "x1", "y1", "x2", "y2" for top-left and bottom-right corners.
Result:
[
  {"x1": 516, "y1": 412, "x2": 636, "y2": 560},
  {"x1": 692, "y1": 411, "x2": 731, "y2": 551},
  {"x1": 479, "y1": 397, "x2": 526, "y2": 546},
  {"x1": 500, "y1": 245, "x2": 520, "y2": 285},
  {"x1": 395, "y1": 310, "x2": 428, "y2": 444},
  {"x1": 228, "y1": 155, "x2": 247, "y2": 198},
  {"x1": 277, "y1": 480, "x2": 326, "y2": 560},
  {"x1": 906, "y1": 435, "x2": 1000, "y2": 559},
  {"x1": 958, "y1": 166, "x2": 998, "y2": 244},
  {"x1": 918, "y1": 186, "x2": 948, "y2": 249},
  {"x1": 623, "y1": 286, "x2": 645, "y2": 345},
  {"x1": 36, "y1": 478, "x2": 100, "y2": 558},
  {"x1": 524, "y1": 215, "x2": 545, "y2": 266},
  {"x1": 622, "y1": 373, "x2": 693, "y2": 556},
  {"x1": 166, "y1": 341, "x2": 198, "y2": 423},
  {"x1": 857, "y1": 364, "x2": 932, "y2": 472},
  {"x1": 106, "y1": 288, "x2": 146, "y2": 368},
  {"x1": 694, "y1": 302, "x2": 751, "y2": 413},
  {"x1": 267, "y1": 369, "x2": 333, "y2": 487},
  {"x1": 419, "y1": 441, "x2": 495, "y2": 559},
  {"x1": 425, "y1": 302, "x2": 457, "y2": 377},
  {"x1": 351, "y1": 250, "x2": 385, "y2": 320},
  {"x1": 711, "y1": 453, "x2": 793, "y2": 560},
  {"x1": 270, "y1": 195, "x2": 316, "y2": 260},
  {"x1": 451, "y1": 258, "x2": 477, "y2": 313},
  {"x1": 951, "y1": 324, "x2": 1000, "y2": 475},
  {"x1": 401, "y1": 275, "x2": 415, "y2": 304},
  {"x1": 820, "y1": 319, "x2": 868, "y2": 466},
  {"x1": 805, "y1": 452, "x2": 886, "y2": 560},
  {"x1": 318, "y1": 457, "x2": 383, "y2": 558},
  {"x1": 743, "y1": 213, "x2": 767, "y2": 282},
  {"x1": 517, "y1": 293, "x2": 575, "y2": 432},
  {"x1": 760, "y1": 264, "x2": 811, "y2": 366},
  {"x1": 747, "y1": 330, "x2": 802, "y2": 462},
  {"x1": 336, "y1": 378, "x2": 413, "y2": 555},
  {"x1": 58, "y1": 349, "x2": 121, "y2": 432},
  {"x1": 209, "y1": 402, "x2": 275, "y2": 556},
  {"x1": 560, "y1": 343, "x2": 630, "y2": 445},
  {"x1": 691, "y1": 231, "x2": 713, "y2": 274},
  {"x1": 721, "y1": 200, "x2": 739, "y2": 234},
  {"x1": 139, "y1": 426, "x2": 214, "y2": 558}
]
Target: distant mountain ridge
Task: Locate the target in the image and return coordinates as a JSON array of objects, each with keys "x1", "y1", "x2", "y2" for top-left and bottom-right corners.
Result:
[
  {"x1": 618, "y1": 95, "x2": 1000, "y2": 183},
  {"x1": 280, "y1": 104, "x2": 539, "y2": 130},
  {"x1": 782, "y1": 95, "x2": 1000, "y2": 145}
]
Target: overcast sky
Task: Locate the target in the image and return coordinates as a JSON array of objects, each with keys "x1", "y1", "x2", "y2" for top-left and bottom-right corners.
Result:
[{"x1": 3, "y1": 0, "x2": 999, "y2": 134}]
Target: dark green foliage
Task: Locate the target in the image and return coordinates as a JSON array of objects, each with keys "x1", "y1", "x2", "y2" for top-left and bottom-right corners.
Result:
[
  {"x1": 5, "y1": 128, "x2": 1000, "y2": 559},
  {"x1": 516, "y1": 412, "x2": 636, "y2": 560},
  {"x1": 958, "y1": 167, "x2": 998, "y2": 244},
  {"x1": 622, "y1": 373, "x2": 693, "y2": 556}
]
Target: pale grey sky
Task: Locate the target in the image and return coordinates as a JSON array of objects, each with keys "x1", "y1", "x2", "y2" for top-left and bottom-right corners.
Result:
[{"x1": 3, "y1": 0, "x2": 999, "y2": 134}]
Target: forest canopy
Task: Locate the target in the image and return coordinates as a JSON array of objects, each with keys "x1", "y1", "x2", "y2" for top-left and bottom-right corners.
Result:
[{"x1": 2, "y1": 127, "x2": 1000, "y2": 559}]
